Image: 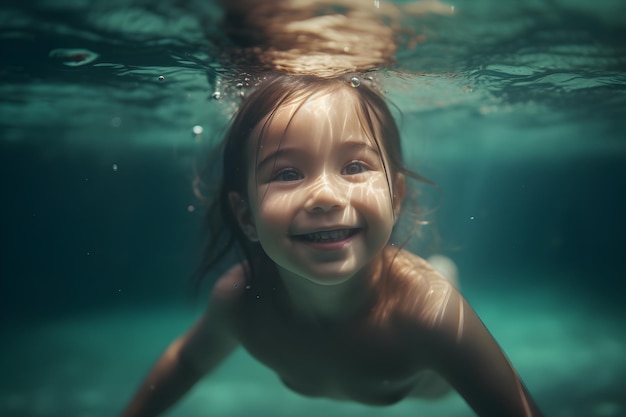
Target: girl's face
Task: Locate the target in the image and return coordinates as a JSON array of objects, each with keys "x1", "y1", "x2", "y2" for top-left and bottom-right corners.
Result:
[{"x1": 231, "y1": 90, "x2": 404, "y2": 286}]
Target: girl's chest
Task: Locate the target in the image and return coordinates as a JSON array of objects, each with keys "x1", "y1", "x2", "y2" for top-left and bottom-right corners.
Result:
[{"x1": 236, "y1": 308, "x2": 420, "y2": 405}]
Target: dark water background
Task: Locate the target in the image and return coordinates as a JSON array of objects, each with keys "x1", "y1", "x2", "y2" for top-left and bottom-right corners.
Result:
[
  {"x1": 2, "y1": 0, "x2": 625, "y2": 316},
  {"x1": 1, "y1": 1, "x2": 626, "y2": 416}
]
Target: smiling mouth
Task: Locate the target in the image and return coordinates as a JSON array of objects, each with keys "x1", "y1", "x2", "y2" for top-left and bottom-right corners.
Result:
[{"x1": 294, "y1": 228, "x2": 361, "y2": 243}]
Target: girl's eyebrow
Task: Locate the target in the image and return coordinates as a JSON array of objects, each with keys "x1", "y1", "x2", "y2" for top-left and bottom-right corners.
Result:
[
  {"x1": 343, "y1": 140, "x2": 381, "y2": 157},
  {"x1": 256, "y1": 147, "x2": 301, "y2": 171}
]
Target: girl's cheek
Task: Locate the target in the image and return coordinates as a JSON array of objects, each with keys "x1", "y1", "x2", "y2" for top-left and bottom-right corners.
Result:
[
  {"x1": 256, "y1": 186, "x2": 301, "y2": 216},
  {"x1": 355, "y1": 176, "x2": 391, "y2": 198}
]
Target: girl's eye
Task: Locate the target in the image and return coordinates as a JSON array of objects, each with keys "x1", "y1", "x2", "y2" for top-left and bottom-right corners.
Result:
[
  {"x1": 342, "y1": 162, "x2": 367, "y2": 175},
  {"x1": 273, "y1": 169, "x2": 302, "y2": 182}
]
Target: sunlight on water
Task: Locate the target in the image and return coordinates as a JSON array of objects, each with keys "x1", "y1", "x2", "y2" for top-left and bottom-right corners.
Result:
[{"x1": 1, "y1": 0, "x2": 624, "y2": 158}]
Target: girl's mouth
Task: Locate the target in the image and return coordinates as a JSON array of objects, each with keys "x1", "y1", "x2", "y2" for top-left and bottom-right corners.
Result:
[{"x1": 294, "y1": 228, "x2": 360, "y2": 243}]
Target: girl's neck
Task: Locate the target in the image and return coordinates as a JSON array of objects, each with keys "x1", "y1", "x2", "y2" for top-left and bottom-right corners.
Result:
[{"x1": 272, "y1": 255, "x2": 386, "y2": 326}]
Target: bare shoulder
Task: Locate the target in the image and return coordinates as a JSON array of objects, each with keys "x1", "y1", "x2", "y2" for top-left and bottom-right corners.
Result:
[
  {"x1": 385, "y1": 250, "x2": 545, "y2": 415},
  {"x1": 169, "y1": 266, "x2": 246, "y2": 375},
  {"x1": 211, "y1": 264, "x2": 248, "y2": 301},
  {"x1": 384, "y1": 248, "x2": 461, "y2": 330},
  {"x1": 385, "y1": 248, "x2": 453, "y2": 296},
  {"x1": 386, "y1": 248, "x2": 434, "y2": 276},
  {"x1": 176, "y1": 264, "x2": 248, "y2": 360},
  {"x1": 208, "y1": 263, "x2": 250, "y2": 322}
]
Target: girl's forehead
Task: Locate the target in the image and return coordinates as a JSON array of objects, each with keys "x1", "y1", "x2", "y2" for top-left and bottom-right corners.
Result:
[{"x1": 252, "y1": 90, "x2": 378, "y2": 150}]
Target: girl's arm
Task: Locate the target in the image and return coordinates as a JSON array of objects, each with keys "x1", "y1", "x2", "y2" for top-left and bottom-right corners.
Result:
[
  {"x1": 424, "y1": 289, "x2": 545, "y2": 417},
  {"x1": 403, "y1": 280, "x2": 544, "y2": 417},
  {"x1": 120, "y1": 270, "x2": 243, "y2": 417}
]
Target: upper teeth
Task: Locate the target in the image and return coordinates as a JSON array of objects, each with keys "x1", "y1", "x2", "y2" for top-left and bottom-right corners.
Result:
[{"x1": 305, "y1": 229, "x2": 350, "y2": 241}]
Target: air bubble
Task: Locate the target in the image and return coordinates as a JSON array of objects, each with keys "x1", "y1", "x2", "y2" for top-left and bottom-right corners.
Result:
[
  {"x1": 48, "y1": 48, "x2": 99, "y2": 67},
  {"x1": 350, "y1": 77, "x2": 361, "y2": 88}
]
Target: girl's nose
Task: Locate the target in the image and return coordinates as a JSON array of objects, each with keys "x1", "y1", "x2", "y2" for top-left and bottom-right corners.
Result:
[{"x1": 304, "y1": 175, "x2": 347, "y2": 213}]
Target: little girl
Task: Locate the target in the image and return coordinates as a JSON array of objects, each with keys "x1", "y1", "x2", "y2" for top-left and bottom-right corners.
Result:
[{"x1": 120, "y1": 74, "x2": 544, "y2": 416}]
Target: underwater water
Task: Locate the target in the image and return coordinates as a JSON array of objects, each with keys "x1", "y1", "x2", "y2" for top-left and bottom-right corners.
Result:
[{"x1": 1, "y1": 0, "x2": 625, "y2": 416}]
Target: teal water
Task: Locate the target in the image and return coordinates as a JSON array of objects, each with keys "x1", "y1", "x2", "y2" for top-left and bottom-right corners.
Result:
[{"x1": 1, "y1": 1, "x2": 625, "y2": 416}]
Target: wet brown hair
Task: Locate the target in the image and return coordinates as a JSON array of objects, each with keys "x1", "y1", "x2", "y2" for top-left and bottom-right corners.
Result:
[{"x1": 194, "y1": 72, "x2": 430, "y2": 290}]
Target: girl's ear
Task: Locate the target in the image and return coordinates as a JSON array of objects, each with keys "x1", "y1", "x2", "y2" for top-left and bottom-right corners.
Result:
[
  {"x1": 228, "y1": 192, "x2": 259, "y2": 241},
  {"x1": 393, "y1": 173, "x2": 406, "y2": 220}
]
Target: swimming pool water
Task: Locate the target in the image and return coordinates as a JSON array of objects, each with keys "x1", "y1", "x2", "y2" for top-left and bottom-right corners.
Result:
[{"x1": 1, "y1": 1, "x2": 625, "y2": 416}]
